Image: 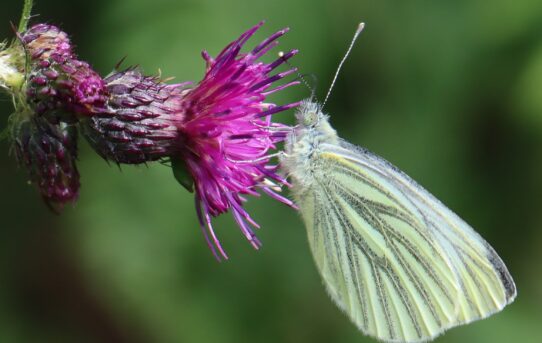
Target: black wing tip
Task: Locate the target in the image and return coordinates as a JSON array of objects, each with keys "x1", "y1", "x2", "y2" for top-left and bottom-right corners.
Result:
[{"x1": 487, "y1": 248, "x2": 517, "y2": 302}]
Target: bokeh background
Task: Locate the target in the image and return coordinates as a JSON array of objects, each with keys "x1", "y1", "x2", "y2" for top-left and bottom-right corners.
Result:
[{"x1": 1, "y1": 0, "x2": 542, "y2": 342}]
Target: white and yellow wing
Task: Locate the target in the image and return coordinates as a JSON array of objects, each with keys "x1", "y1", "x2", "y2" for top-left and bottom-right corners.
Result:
[{"x1": 296, "y1": 140, "x2": 516, "y2": 343}]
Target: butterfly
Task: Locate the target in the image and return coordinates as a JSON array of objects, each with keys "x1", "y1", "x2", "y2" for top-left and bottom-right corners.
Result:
[{"x1": 279, "y1": 23, "x2": 516, "y2": 343}]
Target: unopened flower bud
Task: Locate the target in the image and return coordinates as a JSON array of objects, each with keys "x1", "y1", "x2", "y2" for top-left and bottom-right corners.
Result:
[
  {"x1": 12, "y1": 111, "x2": 79, "y2": 210},
  {"x1": 82, "y1": 68, "x2": 186, "y2": 164},
  {"x1": 21, "y1": 24, "x2": 108, "y2": 121}
]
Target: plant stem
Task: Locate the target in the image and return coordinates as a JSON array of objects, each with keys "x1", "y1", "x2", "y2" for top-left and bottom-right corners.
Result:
[{"x1": 18, "y1": 0, "x2": 34, "y2": 33}]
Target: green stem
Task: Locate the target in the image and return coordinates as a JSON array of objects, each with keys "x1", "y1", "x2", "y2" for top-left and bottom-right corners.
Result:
[{"x1": 17, "y1": 0, "x2": 34, "y2": 33}]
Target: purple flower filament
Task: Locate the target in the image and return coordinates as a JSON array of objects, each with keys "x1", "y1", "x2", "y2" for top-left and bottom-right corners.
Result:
[{"x1": 178, "y1": 22, "x2": 300, "y2": 260}]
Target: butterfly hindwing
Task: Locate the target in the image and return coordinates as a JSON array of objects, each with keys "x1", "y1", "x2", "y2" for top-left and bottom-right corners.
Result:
[{"x1": 334, "y1": 140, "x2": 516, "y2": 318}]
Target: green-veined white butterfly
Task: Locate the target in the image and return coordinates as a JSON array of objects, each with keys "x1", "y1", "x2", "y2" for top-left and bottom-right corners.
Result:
[{"x1": 279, "y1": 23, "x2": 516, "y2": 343}]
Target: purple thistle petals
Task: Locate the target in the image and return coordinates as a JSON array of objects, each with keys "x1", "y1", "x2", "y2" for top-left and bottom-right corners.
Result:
[
  {"x1": 195, "y1": 194, "x2": 224, "y2": 261},
  {"x1": 228, "y1": 194, "x2": 261, "y2": 229},
  {"x1": 237, "y1": 22, "x2": 264, "y2": 46},
  {"x1": 227, "y1": 192, "x2": 262, "y2": 248},
  {"x1": 251, "y1": 27, "x2": 289, "y2": 56},
  {"x1": 261, "y1": 187, "x2": 298, "y2": 210},
  {"x1": 175, "y1": 23, "x2": 299, "y2": 257},
  {"x1": 249, "y1": 68, "x2": 297, "y2": 93},
  {"x1": 203, "y1": 199, "x2": 229, "y2": 261},
  {"x1": 255, "y1": 101, "x2": 302, "y2": 118},
  {"x1": 262, "y1": 80, "x2": 301, "y2": 96},
  {"x1": 231, "y1": 206, "x2": 262, "y2": 250},
  {"x1": 252, "y1": 41, "x2": 280, "y2": 62},
  {"x1": 268, "y1": 49, "x2": 299, "y2": 70},
  {"x1": 228, "y1": 133, "x2": 255, "y2": 140},
  {"x1": 257, "y1": 165, "x2": 293, "y2": 189}
]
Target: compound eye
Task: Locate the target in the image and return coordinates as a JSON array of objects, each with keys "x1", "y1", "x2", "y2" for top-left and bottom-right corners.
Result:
[{"x1": 303, "y1": 111, "x2": 318, "y2": 126}]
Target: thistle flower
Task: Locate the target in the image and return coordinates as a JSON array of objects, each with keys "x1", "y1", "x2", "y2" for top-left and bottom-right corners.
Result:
[
  {"x1": 81, "y1": 68, "x2": 186, "y2": 164},
  {"x1": 6, "y1": 20, "x2": 301, "y2": 256},
  {"x1": 21, "y1": 24, "x2": 108, "y2": 121},
  {"x1": 77, "y1": 23, "x2": 299, "y2": 258},
  {"x1": 176, "y1": 22, "x2": 300, "y2": 260},
  {"x1": 11, "y1": 111, "x2": 79, "y2": 210}
]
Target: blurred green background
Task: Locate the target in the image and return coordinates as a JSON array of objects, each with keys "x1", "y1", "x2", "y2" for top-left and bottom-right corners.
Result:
[{"x1": 1, "y1": 0, "x2": 542, "y2": 342}]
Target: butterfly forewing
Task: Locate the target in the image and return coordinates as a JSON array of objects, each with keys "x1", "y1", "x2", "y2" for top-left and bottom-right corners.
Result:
[{"x1": 299, "y1": 139, "x2": 515, "y2": 342}]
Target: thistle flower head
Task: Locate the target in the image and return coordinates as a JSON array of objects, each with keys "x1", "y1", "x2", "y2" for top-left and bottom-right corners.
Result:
[
  {"x1": 11, "y1": 112, "x2": 79, "y2": 211},
  {"x1": 21, "y1": 24, "x2": 108, "y2": 120},
  {"x1": 82, "y1": 68, "x2": 187, "y2": 164},
  {"x1": 6, "y1": 21, "x2": 301, "y2": 254},
  {"x1": 177, "y1": 22, "x2": 300, "y2": 260}
]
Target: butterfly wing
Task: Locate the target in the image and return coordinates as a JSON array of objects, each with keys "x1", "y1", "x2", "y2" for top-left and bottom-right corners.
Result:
[{"x1": 296, "y1": 140, "x2": 515, "y2": 343}]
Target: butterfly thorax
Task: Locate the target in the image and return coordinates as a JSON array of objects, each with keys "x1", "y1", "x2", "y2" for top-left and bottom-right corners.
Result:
[{"x1": 281, "y1": 100, "x2": 339, "y2": 193}]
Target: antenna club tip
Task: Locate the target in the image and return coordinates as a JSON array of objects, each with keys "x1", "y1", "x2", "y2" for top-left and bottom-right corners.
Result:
[{"x1": 357, "y1": 22, "x2": 366, "y2": 32}]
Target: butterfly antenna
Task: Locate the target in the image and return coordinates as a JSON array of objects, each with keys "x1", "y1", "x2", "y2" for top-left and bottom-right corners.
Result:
[{"x1": 322, "y1": 22, "x2": 365, "y2": 108}]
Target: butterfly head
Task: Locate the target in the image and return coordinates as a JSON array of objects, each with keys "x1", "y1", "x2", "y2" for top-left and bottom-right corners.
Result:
[
  {"x1": 293, "y1": 99, "x2": 338, "y2": 145},
  {"x1": 296, "y1": 99, "x2": 326, "y2": 128}
]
